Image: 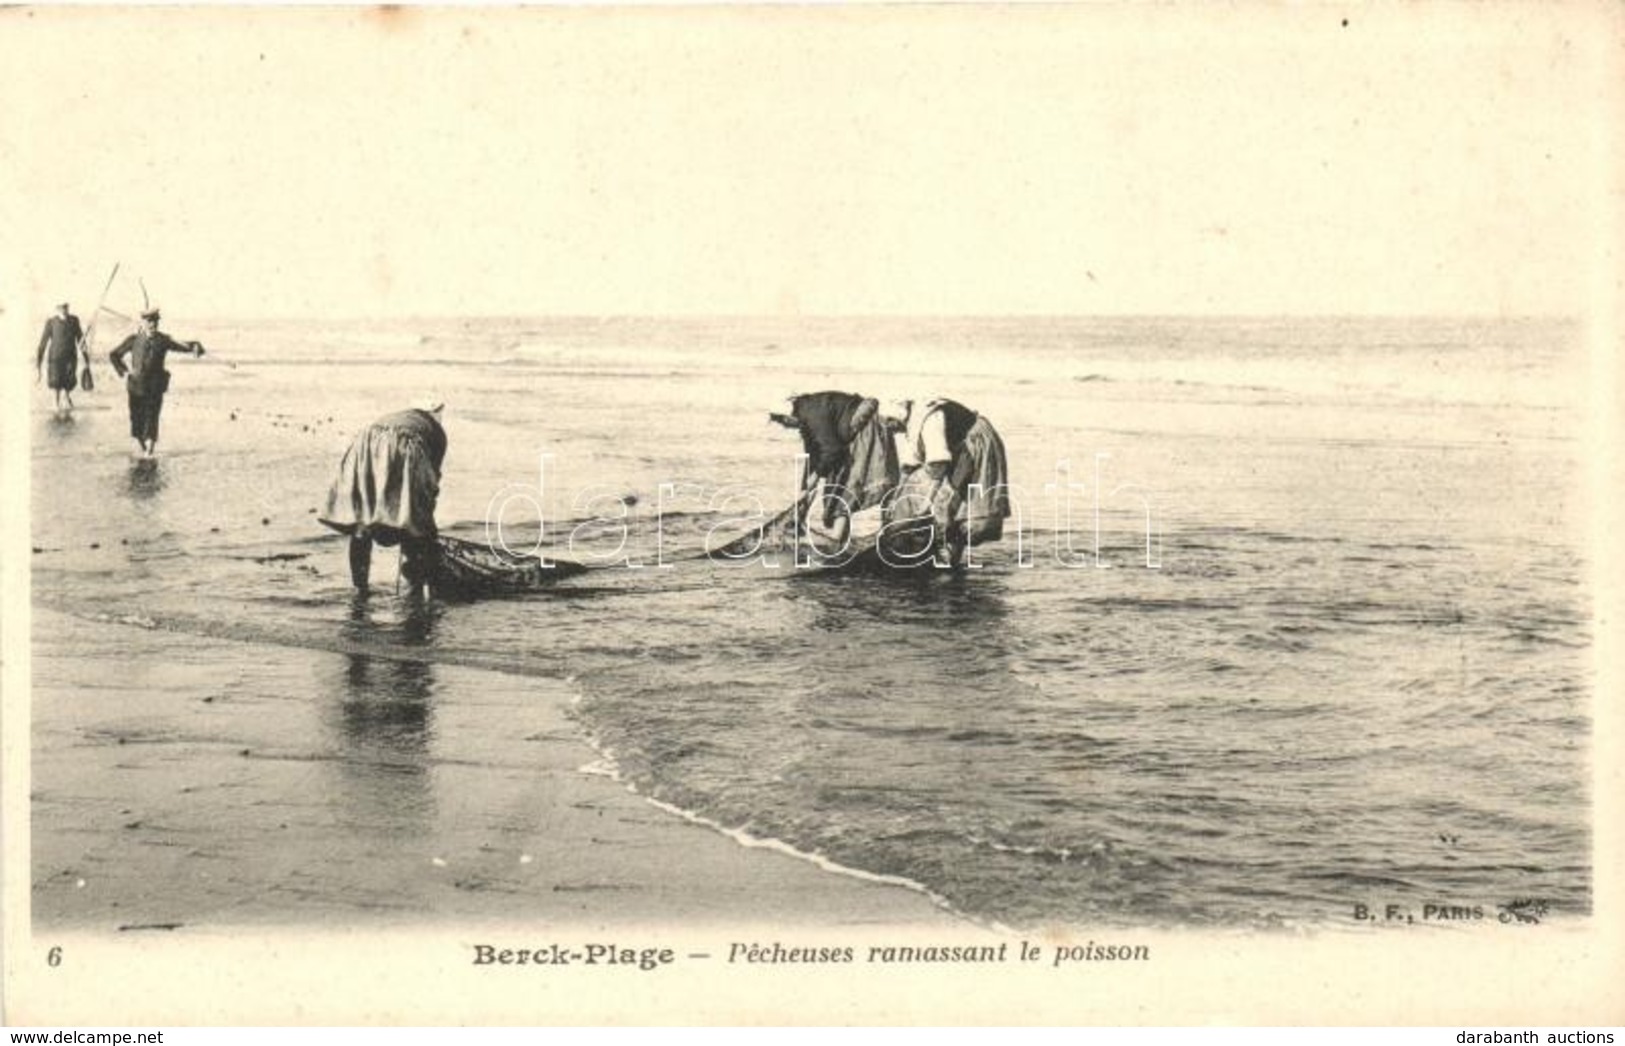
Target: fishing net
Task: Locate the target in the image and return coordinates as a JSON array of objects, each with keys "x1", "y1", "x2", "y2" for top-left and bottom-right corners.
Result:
[
  {"x1": 707, "y1": 500, "x2": 805, "y2": 560},
  {"x1": 705, "y1": 493, "x2": 940, "y2": 572},
  {"x1": 431, "y1": 534, "x2": 586, "y2": 600},
  {"x1": 78, "y1": 306, "x2": 137, "y2": 386}
]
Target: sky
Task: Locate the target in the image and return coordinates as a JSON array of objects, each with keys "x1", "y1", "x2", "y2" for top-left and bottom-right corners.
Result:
[{"x1": 2, "y1": 4, "x2": 1620, "y2": 320}]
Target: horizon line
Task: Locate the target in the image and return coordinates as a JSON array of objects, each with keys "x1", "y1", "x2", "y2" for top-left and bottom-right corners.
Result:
[{"x1": 176, "y1": 310, "x2": 1582, "y2": 325}]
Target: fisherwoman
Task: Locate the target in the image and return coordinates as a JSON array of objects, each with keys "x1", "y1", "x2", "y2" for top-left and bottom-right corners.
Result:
[
  {"x1": 770, "y1": 390, "x2": 900, "y2": 547},
  {"x1": 34, "y1": 302, "x2": 86, "y2": 412},
  {"x1": 882, "y1": 397, "x2": 1011, "y2": 566},
  {"x1": 319, "y1": 400, "x2": 447, "y2": 596}
]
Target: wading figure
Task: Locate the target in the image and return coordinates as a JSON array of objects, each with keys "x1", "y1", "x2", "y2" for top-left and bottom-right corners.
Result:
[
  {"x1": 770, "y1": 390, "x2": 900, "y2": 548},
  {"x1": 318, "y1": 402, "x2": 447, "y2": 597},
  {"x1": 34, "y1": 302, "x2": 86, "y2": 412},
  {"x1": 107, "y1": 308, "x2": 205, "y2": 457},
  {"x1": 882, "y1": 397, "x2": 1011, "y2": 567}
]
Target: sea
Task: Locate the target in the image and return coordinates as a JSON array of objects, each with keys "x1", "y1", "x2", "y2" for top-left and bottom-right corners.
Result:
[{"x1": 29, "y1": 314, "x2": 1592, "y2": 931}]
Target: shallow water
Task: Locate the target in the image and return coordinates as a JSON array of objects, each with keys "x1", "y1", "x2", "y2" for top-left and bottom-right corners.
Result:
[{"x1": 31, "y1": 315, "x2": 1591, "y2": 929}]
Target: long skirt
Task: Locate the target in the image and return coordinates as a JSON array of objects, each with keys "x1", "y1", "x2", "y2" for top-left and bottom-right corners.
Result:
[
  {"x1": 880, "y1": 415, "x2": 1011, "y2": 554},
  {"x1": 819, "y1": 401, "x2": 901, "y2": 527},
  {"x1": 318, "y1": 424, "x2": 441, "y2": 545},
  {"x1": 47, "y1": 346, "x2": 78, "y2": 391},
  {"x1": 954, "y1": 416, "x2": 1012, "y2": 545}
]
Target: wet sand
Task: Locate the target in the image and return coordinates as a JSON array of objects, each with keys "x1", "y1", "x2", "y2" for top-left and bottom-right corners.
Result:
[{"x1": 30, "y1": 608, "x2": 964, "y2": 932}]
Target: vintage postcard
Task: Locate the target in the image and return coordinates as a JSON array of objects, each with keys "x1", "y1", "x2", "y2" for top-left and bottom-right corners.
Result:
[{"x1": 2, "y1": 2, "x2": 1621, "y2": 1026}]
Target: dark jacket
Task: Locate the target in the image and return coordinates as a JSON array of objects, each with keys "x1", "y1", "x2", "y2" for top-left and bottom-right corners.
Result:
[
  {"x1": 109, "y1": 330, "x2": 196, "y2": 398},
  {"x1": 790, "y1": 391, "x2": 871, "y2": 478},
  {"x1": 36, "y1": 314, "x2": 84, "y2": 368},
  {"x1": 923, "y1": 399, "x2": 979, "y2": 456}
]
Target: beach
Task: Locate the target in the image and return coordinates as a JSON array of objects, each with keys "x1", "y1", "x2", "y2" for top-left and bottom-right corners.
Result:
[
  {"x1": 27, "y1": 315, "x2": 1592, "y2": 935},
  {"x1": 31, "y1": 607, "x2": 963, "y2": 931}
]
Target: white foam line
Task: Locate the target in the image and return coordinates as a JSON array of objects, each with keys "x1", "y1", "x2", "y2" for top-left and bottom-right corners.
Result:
[
  {"x1": 654, "y1": 793, "x2": 1007, "y2": 929},
  {"x1": 564, "y1": 705, "x2": 1010, "y2": 934}
]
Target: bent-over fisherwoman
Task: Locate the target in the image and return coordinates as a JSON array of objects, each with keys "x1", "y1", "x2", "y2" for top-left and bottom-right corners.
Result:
[
  {"x1": 770, "y1": 390, "x2": 900, "y2": 546},
  {"x1": 319, "y1": 401, "x2": 447, "y2": 596},
  {"x1": 883, "y1": 397, "x2": 1011, "y2": 566}
]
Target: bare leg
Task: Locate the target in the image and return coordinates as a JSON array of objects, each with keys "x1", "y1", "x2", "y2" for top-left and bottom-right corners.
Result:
[
  {"x1": 400, "y1": 536, "x2": 438, "y2": 599},
  {"x1": 942, "y1": 520, "x2": 968, "y2": 568},
  {"x1": 348, "y1": 535, "x2": 372, "y2": 591}
]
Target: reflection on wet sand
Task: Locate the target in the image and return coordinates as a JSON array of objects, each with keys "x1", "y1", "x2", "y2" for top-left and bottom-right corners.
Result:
[
  {"x1": 122, "y1": 458, "x2": 165, "y2": 500},
  {"x1": 320, "y1": 597, "x2": 442, "y2": 836},
  {"x1": 396, "y1": 595, "x2": 441, "y2": 647},
  {"x1": 335, "y1": 654, "x2": 436, "y2": 750}
]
